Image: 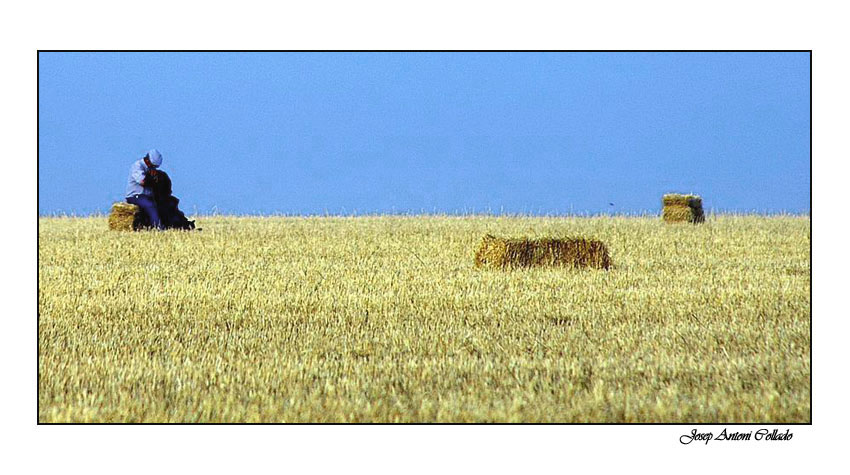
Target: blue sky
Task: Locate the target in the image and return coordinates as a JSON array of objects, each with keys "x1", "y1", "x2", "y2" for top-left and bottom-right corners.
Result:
[{"x1": 38, "y1": 52, "x2": 810, "y2": 216}]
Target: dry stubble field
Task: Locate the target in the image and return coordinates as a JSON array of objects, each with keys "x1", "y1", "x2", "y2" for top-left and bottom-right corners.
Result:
[{"x1": 38, "y1": 215, "x2": 810, "y2": 422}]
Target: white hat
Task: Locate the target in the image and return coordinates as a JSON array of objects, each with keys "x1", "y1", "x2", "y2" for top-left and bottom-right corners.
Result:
[{"x1": 147, "y1": 149, "x2": 163, "y2": 167}]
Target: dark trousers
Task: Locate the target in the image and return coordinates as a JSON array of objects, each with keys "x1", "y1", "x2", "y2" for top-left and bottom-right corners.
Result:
[{"x1": 126, "y1": 194, "x2": 162, "y2": 229}]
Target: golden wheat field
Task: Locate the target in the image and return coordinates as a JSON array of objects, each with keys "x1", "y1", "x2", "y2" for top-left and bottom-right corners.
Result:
[{"x1": 37, "y1": 214, "x2": 810, "y2": 423}]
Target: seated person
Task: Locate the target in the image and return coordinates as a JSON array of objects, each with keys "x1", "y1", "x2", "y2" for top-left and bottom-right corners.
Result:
[
  {"x1": 125, "y1": 149, "x2": 195, "y2": 230},
  {"x1": 125, "y1": 149, "x2": 165, "y2": 229}
]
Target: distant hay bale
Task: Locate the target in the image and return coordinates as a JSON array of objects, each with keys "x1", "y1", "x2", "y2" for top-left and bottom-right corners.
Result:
[
  {"x1": 108, "y1": 202, "x2": 143, "y2": 231},
  {"x1": 474, "y1": 234, "x2": 611, "y2": 270},
  {"x1": 662, "y1": 193, "x2": 705, "y2": 224}
]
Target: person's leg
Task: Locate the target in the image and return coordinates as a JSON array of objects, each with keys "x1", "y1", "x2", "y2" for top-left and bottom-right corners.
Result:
[{"x1": 127, "y1": 195, "x2": 163, "y2": 229}]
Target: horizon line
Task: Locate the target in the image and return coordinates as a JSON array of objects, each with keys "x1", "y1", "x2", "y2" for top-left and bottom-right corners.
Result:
[{"x1": 38, "y1": 210, "x2": 812, "y2": 219}]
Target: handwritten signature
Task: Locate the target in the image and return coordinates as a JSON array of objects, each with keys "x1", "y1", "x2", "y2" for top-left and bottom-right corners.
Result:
[{"x1": 680, "y1": 428, "x2": 793, "y2": 445}]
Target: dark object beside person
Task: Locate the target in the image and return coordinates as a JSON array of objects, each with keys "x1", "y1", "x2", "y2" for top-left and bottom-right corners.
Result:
[{"x1": 139, "y1": 170, "x2": 196, "y2": 230}]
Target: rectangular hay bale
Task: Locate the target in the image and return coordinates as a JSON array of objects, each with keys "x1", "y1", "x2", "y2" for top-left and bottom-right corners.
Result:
[
  {"x1": 662, "y1": 193, "x2": 705, "y2": 223},
  {"x1": 108, "y1": 202, "x2": 143, "y2": 231},
  {"x1": 474, "y1": 234, "x2": 611, "y2": 270}
]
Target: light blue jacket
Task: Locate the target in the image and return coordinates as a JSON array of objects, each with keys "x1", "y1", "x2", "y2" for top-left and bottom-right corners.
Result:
[{"x1": 125, "y1": 158, "x2": 153, "y2": 198}]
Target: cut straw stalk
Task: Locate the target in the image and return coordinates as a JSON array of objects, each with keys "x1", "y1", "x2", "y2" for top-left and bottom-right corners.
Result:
[{"x1": 474, "y1": 234, "x2": 611, "y2": 270}]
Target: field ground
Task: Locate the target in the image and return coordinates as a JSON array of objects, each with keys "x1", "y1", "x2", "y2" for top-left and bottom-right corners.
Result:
[{"x1": 38, "y1": 215, "x2": 810, "y2": 422}]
